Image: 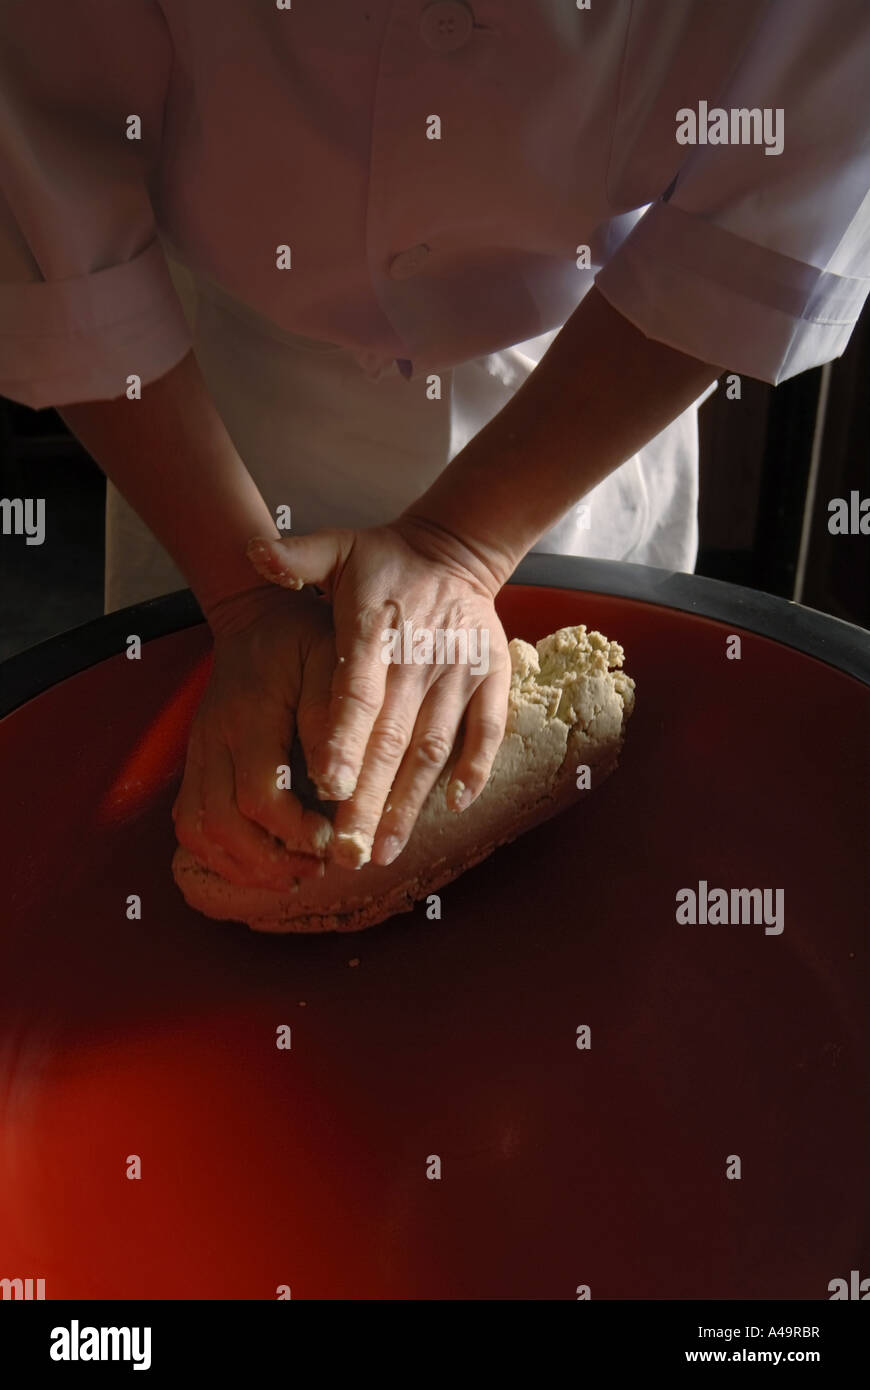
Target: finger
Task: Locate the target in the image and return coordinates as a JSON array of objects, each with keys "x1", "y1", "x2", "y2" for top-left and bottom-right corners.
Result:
[
  {"x1": 370, "y1": 676, "x2": 466, "y2": 866},
  {"x1": 172, "y1": 729, "x2": 249, "y2": 868},
  {"x1": 330, "y1": 672, "x2": 423, "y2": 868},
  {"x1": 445, "y1": 666, "x2": 511, "y2": 812},
  {"x1": 203, "y1": 741, "x2": 325, "y2": 888},
  {"x1": 246, "y1": 531, "x2": 352, "y2": 596},
  {"x1": 175, "y1": 818, "x2": 280, "y2": 889},
  {"x1": 227, "y1": 715, "x2": 334, "y2": 858},
  {"x1": 171, "y1": 733, "x2": 206, "y2": 837},
  {"x1": 311, "y1": 606, "x2": 398, "y2": 801},
  {"x1": 173, "y1": 745, "x2": 315, "y2": 895},
  {"x1": 295, "y1": 630, "x2": 339, "y2": 792}
]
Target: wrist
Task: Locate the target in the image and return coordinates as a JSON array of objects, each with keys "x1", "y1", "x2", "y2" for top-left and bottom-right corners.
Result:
[{"x1": 393, "y1": 509, "x2": 520, "y2": 595}]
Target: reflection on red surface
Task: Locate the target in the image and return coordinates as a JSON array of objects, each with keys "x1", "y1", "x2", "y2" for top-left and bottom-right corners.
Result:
[
  {"x1": 0, "y1": 588, "x2": 866, "y2": 1298},
  {"x1": 98, "y1": 651, "x2": 212, "y2": 825}
]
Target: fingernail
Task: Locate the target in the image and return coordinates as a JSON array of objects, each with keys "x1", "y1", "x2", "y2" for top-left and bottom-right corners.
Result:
[
  {"x1": 246, "y1": 537, "x2": 304, "y2": 590},
  {"x1": 447, "y1": 777, "x2": 472, "y2": 812},
  {"x1": 379, "y1": 834, "x2": 403, "y2": 866}
]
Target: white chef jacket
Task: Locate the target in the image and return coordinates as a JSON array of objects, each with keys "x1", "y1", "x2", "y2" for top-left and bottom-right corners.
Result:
[
  {"x1": 1, "y1": 1, "x2": 869, "y2": 607},
  {"x1": 2, "y1": 0, "x2": 869, "y2": 405},
  {"x1": 99, "y1": 255, "x2": 702, "y2": 608}
]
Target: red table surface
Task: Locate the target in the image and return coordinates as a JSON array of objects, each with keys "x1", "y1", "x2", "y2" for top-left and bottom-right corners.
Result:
[{"x1": 0, "y1": 585, "x2": 867, "y2": 1300}]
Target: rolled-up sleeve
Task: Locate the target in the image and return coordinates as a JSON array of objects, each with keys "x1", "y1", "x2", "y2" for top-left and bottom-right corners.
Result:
[
  {"x1": 0, "y1": 1, "x2": 191, "y2": 408},
  {"x1": 596, "y1": 0, "x2": 870, "y2": 385}
]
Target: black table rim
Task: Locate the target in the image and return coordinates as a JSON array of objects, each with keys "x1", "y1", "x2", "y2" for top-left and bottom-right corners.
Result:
[{"x1": 1, "y1": 555, "x2": 867, "y2": 720}]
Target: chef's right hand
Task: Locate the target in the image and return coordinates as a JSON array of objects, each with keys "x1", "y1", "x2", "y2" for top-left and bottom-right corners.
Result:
[{"x1": 172, "y1": 585, "x2": 336, "y2": 888}]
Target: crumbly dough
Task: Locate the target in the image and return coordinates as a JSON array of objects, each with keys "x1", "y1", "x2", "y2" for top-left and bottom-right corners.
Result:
[
  {"x1": 334, "y1": 828, "x2": 373, "y2": 868},
  {"x1": 172, "y1": 624, "x2": 635, "y2": 933}
]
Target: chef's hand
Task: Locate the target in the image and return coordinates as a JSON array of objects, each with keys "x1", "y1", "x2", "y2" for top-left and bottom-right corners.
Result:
[
  {"x1": 246, "y1": 518, "x2": 513, "y2": 868},
  {"x1": 172, "y1": 585, "x2": 336, "y2": 888}
]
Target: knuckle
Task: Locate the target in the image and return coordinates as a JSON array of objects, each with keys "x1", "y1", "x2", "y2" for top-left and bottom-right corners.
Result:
[
  {"x1": 371, "y1": 717, "x2": 410, "y2": 761},
  {"x1": 413, "y1": 727, "x2": 454, "y2": 768},
  {"x1": 353, "y1": 604, "x2": 398, "y2": 645},
  {"x1": 462, "y1": 752, "x2": 497, "y2": 785},
  {"x1": 350, "y1": 608, "x2": 378, "y2": 643},
  {"x1": 472, "y1": 713, "x2": 506, "y2": 747},
  {"x1": 339, "y1": 671, "x2": 383, "y2": 715}
]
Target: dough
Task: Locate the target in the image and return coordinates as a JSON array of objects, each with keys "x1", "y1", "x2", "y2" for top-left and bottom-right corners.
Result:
[{"x1": 172, "y1": 624, "x2": 635, "y2": 933}]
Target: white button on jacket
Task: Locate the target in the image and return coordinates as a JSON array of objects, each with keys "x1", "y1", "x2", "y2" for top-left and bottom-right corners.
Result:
[
  {"x1": 419, "y1": 1, "x2": 476, "y2": 54},
  {"x1": 1, "y1": 0, "x2": 869, "y2": 411},
  {"x1": 388, "y1": 244, "x2": 432, "y2": 280}
]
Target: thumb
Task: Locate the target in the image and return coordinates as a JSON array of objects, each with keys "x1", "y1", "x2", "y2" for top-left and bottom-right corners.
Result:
[{"x1": 246, "y1": 531, "x2": 349, "y2": 594}]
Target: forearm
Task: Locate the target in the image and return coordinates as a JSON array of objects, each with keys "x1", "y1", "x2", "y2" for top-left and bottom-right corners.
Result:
[
  {"x1": 401, "y1": 288, "x2": 720, "y2": 586},
  {"x1": 59, "y1": 350, "x2": 278, "y2": 631}
]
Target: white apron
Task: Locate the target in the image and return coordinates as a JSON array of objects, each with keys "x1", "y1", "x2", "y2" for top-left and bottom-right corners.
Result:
[{"x1": 104, "y1": 255, "x2": 701, "y2": 613}]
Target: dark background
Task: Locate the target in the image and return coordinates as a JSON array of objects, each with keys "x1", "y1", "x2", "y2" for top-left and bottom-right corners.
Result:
[{"x1": 1, "y1": 303, "x2": 868, "y2": 663}]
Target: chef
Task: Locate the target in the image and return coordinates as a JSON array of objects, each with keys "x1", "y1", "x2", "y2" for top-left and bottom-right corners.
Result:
[{"x1": 1, "y1": 1, "x2": 868, "y2": 885}]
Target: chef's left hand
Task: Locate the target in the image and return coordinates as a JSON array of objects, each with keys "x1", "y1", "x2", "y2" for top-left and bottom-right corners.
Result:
[{"x1": 246, "y1": 518, "x2": 512, "y2": 868}]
